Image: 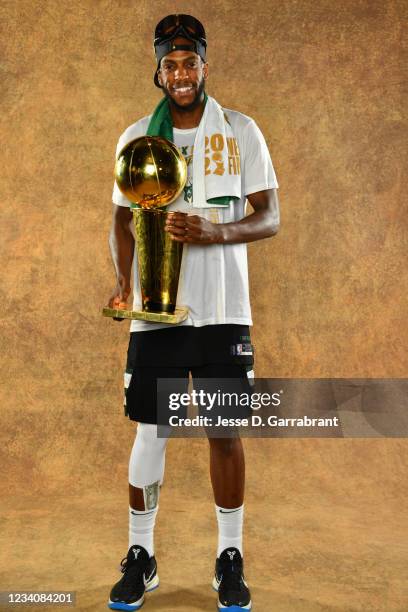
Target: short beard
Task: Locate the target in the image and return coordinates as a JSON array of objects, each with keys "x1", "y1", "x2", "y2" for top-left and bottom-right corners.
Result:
[{"x1": 162, "y1": 78, "x2": 206, "y2": 112}]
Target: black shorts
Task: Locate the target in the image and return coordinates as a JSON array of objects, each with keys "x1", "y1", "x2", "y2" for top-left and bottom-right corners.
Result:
[{"x1": 123, "y1": 324, "x2": 254, "y2": 424}]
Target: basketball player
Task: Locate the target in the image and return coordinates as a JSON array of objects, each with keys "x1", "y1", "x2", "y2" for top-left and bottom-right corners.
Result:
[{"x1": 107, "y1": 14, "x2": 280, "y2": 611}]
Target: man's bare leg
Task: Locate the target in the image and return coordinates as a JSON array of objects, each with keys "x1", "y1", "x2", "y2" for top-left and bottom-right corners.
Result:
[{"x1": 208, "y1": 437, "x2": 245, "y2": 508}]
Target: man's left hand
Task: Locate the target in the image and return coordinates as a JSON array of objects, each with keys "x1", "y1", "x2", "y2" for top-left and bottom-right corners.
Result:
[{"x1": 164, "y1": 212, "x2": 222, "y2": 244}]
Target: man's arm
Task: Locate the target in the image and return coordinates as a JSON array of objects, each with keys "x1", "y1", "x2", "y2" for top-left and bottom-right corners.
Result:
[
  {"x1": 107, "y1": 204, "x2": 134, "y2": 307},
  {"x1": 220, "y1": 188, "x2": 280, "y2": 243},
  {"x1": 164, "y1": 188, "x2": 280, "y2": 245}
]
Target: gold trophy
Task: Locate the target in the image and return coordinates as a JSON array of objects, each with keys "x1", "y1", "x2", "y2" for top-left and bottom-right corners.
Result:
[{"x1": 102, "y1": 136, "x2": 189, "y2": 323}]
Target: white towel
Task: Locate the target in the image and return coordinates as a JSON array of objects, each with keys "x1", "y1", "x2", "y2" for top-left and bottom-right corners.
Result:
[{"x1": 191, "y1": 95, "x2": 241, "y2": 208}]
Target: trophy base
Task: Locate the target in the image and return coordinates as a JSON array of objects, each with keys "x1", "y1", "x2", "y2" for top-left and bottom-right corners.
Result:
[{"x1": 102, "y1": 306, "x2": 188, "y2": 324}]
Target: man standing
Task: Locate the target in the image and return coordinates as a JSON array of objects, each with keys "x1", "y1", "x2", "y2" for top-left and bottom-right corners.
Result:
[{"x1": 107, "y1": 14, "x2": 279, "y2": 612}]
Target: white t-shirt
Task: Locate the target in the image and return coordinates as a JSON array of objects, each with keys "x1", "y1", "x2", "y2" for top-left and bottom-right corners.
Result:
[{"x1": 112, "y1": 107, "x2": 279, "y2": 332}]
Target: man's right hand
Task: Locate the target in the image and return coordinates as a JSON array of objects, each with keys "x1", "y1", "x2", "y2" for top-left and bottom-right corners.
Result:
[{"x1": 107, "y1": 279, "x2": 131, "y2": 321}]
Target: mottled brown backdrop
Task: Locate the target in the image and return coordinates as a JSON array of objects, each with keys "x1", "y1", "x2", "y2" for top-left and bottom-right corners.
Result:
[{"x1": 1, "y1": 1, "x2": 407, "y2": 610}]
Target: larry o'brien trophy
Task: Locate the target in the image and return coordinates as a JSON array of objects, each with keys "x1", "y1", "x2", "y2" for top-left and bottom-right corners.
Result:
[{"x1": 102, "y1": 136, "x2": 188, "y2": 323}]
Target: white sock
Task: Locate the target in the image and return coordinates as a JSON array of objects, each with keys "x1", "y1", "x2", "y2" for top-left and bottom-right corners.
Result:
[
  {"x1": 129, "y1": 505, "x2": 158, "y2": 557},
  {"x1": 215, "y1": 503, "x2": 244, "y2": 557}
]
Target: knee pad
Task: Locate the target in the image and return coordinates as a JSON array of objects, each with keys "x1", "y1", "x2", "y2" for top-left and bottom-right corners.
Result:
[{"x1": 128, "y1": 423, "x2": 171, "y2": 490}]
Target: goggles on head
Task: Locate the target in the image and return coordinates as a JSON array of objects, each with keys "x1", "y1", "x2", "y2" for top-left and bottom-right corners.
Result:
[{"x1": 153, "y1": 14, "x2": 207, "y2": 88}]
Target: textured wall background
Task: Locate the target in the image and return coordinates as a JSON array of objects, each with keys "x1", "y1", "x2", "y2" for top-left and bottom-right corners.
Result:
[{"x1": 0, "y1": 0, "x2": 407, "y2": 503}]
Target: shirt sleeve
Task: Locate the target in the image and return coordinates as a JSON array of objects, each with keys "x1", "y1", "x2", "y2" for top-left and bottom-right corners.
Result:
[
  {"x1": 112, "y1": 182, "x2": 132, "y2": 207},
  {"x1": 112, "y1": 134, "x2": 132, "y2": 207},
  {"x1": 242, "y1": 120, "x2": 279, "y2": 196}
]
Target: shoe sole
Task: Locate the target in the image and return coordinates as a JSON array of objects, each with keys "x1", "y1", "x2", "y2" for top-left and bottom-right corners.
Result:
[
  {"x1": 212, "y1": 577, "x2": 252, "y2": 611},
  {"x1": 108, "y1": 574, "x2": 159, "y2": 610}
]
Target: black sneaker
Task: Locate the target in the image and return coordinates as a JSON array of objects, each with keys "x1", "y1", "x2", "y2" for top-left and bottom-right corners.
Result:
[
  {"x1": 108, "y1": 545, "x2": 159, "y2": 610},
  {"x1": 212, "y1": 547, "x2": 252, "y2": 611}
]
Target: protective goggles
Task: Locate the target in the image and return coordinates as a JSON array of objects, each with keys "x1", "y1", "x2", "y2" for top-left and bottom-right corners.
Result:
[{"x1": 154, "y1": 14, "x2": 206, "y2": 47}]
